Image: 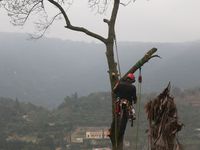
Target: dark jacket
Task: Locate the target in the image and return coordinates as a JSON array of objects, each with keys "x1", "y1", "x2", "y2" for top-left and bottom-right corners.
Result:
[{"x1": 113, "y1": 80, "x2": 137, "y2": 105}]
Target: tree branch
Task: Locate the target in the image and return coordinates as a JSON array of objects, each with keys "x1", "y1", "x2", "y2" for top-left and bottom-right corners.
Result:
[
  {"x1": 105, "y1": 0, "x2": 120, "y2": 45},
  {"x1": 3, "y1": 0, "x2": 43, "y2": 26},
  {"x1": 47, "y1": 0, "x2": 107, "y2": 43},
  {"x1": 21, "y1": 1, "x2": 42, "y2": 25},
  {"x1": 120, "y1": 0, "x2": 136, "y2": 6},
  {"x1": 65, "y1": 25, "x2": 107, "y2": 43},
  {"x1": 88, "y1": 0, "x2": 109, "y2": 14},
  {"x1": 121, "y1": 47, "x2": 160, "y2": 80},
  {"x1": 30, "y1": 12, "x2": 62, "y2": 39}
]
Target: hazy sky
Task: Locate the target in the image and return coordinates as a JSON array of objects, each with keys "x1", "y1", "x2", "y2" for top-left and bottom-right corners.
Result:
[{"x1": 0, "y1": 0, "x2": 200, "y2": 42}]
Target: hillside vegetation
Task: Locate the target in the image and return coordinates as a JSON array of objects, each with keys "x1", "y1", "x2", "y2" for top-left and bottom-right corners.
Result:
[{"x1": 0, "y1": 86, "x2": 200, "y2": 150}]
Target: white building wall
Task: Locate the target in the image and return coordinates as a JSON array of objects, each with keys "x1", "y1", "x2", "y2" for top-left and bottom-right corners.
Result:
[{"x1": 86, "y1": 131, "x2": 103, "y2": 139}]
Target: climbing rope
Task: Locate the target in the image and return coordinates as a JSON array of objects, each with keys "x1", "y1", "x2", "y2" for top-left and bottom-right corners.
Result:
[
  {"x1": 135, "y1": 68, "x2": 142, "y2": 150},
  {"x1": 114, "y1": 32, "x2": 122, "y2": 78},
  {"x1": 114, "y1": 97, "x2": 118, "y2": 148}
]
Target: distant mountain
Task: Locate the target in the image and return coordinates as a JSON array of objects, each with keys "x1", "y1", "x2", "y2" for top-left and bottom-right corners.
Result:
[{"x1": 0, "y1": 32, "x2": 200, "y2": 108}]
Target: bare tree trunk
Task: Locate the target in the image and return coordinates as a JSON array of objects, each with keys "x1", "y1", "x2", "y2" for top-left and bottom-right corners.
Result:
[{"x1": 105, "y1": 41, "x2": 120, "y2": 150}]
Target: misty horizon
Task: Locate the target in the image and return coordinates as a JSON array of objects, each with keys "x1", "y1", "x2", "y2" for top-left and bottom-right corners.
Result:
[{"x1": 0, "y1": 32, "x2": 200, "y2": 108}]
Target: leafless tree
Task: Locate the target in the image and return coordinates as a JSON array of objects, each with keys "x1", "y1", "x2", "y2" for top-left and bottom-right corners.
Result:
[{"x1": 0, "y1": 0, "x2": 148, "y2": 150}]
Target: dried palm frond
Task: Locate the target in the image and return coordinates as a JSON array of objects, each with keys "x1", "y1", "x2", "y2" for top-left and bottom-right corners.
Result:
[{"x1": 145, "y1": 82, "x2": 183, "y2": 150}]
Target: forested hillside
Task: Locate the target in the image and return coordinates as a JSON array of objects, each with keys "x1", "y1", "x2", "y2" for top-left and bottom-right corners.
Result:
[{"x1": 0, "y1": 86, "x2": 200, "y2": 150}]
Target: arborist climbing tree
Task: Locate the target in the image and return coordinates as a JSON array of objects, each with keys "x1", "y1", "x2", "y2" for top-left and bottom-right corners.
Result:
[
  {"x1": 1, "y1": 0, "x2": 160, "y2": 150},
  {"x1": 112, "y1": 72, "x2": 137, "y2": 147},
  {"x1": 113, "y1": 73, "x2": 137, "y2": 124},
  {"x1": 109, "y1": 48, "x2": 160, "y2": 150}
]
